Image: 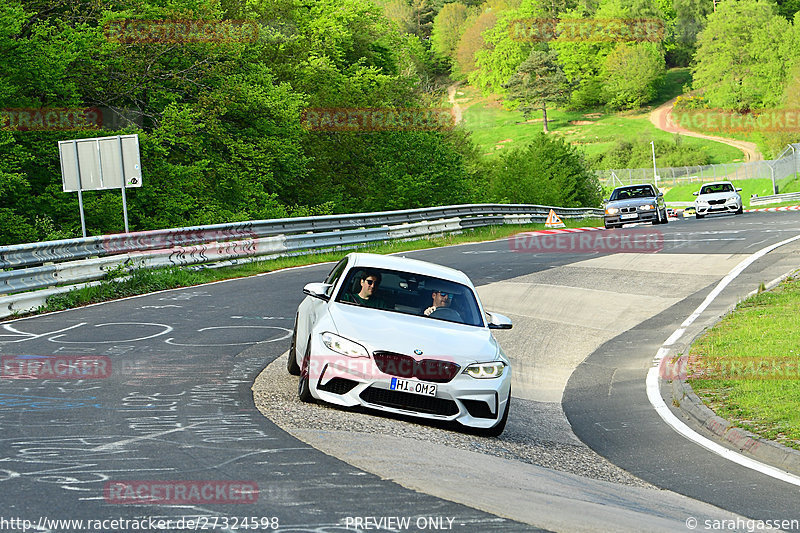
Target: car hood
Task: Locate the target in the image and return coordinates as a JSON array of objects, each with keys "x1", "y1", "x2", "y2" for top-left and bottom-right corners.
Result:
[
  {"x1": 327, "y1": 303, "x2": 499, "y2": 363},
  {"x1": 696, "y1": 192, "x2": 739, "y2": 202},
  {"x1": 606, "y1": 198, "x2": 656, "y2": 208}
]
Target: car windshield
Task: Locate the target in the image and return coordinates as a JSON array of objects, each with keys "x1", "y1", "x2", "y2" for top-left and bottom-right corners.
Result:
[
  {"x1": 335, "y1": 267, "x2": 484, "y2": 327},
  {"x1": 609, "y1": 186, "x2": 655, "y2": 200},
  {"x1": 700, "y1": 183, "x2": 734, "y2": 194}
]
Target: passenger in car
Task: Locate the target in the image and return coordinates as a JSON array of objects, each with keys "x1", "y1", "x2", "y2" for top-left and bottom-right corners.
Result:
[{"x1": 340, "y1": 270, "x2": 388, "y2": 309}]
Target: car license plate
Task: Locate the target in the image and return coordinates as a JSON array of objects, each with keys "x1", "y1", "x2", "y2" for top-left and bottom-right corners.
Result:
[
  {"x1": 620, "y1": 213, "x2": 638, "y2": 220},
  {"x1": 390, "y1": 377, "x2": 437, "y2": 397}
]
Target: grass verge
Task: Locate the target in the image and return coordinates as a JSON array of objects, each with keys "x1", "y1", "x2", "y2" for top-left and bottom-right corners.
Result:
[
  {"x1": 13, "y1": 218, "x2": 601, "y2": 320},
  {"x1": 688, "y1": 275, "x2": 800, "y2": 451}
]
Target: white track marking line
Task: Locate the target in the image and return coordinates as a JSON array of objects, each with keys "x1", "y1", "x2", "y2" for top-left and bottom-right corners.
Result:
[{"x1": 647, "y1": 233, "x2": 800, "y2": 486}]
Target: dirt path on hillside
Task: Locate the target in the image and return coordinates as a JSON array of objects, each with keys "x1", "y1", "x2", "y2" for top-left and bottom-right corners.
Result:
[
  {"x1": 447, "y1": 82, "x2": 463, "y2": 124},
  {"x1": 649, "y1": 97, "x2": 762, "y2": 161}
]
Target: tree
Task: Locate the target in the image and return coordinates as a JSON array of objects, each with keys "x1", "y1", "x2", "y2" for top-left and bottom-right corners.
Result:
[
  {"x1": 411, "y1": 0, "x2": 436, "y2": 38},
  {"x1": 489, "y1": 133, "x2": 602, "y2": 207},
  {"x1": 601, "y1": 42, "x2": 665, "y2": 109},
  {"x1": 469, "y1": 0, "x2": 565, "y2": 95},
  {"x1": 430, "y1": 2, "x2": 469, "y2": 62},
  {"x1": 502, "y1": 49, "x2": 569, "y2": 132},
  {"x1": 453, "y1": 8, "x2": 497, "y2": 78},
  {"x1": 693, "y1": 0, "x2": 795, "y2": 111}
]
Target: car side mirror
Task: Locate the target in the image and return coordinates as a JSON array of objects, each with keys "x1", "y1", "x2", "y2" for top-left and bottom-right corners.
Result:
[
  {"x1": 657, "y1": 192, "x2": 663, "y2": 197},
  {"x1": 692, "y1": 191, "x2": 699, "y2": 196},
  {"x1": 736, "y1": 188, "x2": 742, "y2": 192},
  {"x1": 486, "y1": 311, "x2": 513, "y2": 330},
  {"x1": 303, "y1": 282, "x2": 332, "y2": 301}
]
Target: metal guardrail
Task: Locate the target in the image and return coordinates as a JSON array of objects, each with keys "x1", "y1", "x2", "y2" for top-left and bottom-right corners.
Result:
[
  {"x1": 0, "y1": 203, "x2": 601, "y2": 317},
  {"x1": 749, "y1": 192, "x2": 800, "y2": 206}
]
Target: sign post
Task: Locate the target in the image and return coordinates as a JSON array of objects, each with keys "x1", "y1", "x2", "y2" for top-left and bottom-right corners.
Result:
[{"x1": 58, "y1": 134, "x2": 142, "y2": 237}]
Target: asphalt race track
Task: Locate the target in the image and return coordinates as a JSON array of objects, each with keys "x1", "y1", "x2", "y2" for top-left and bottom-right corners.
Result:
[{"x1": 1, "y1": 210, "x2": 799, "y2": 532}]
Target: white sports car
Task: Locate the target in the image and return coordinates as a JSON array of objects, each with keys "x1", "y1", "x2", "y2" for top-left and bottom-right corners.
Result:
[
  {"x1": 288, "y1": 252, "x2": 513, "y2": 436},
  {"x1": 693, "y1": 181, "x2": 743, "y2": 218}
]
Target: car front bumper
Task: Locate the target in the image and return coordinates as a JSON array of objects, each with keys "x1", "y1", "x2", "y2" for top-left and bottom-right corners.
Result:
[
  {"x1": 695, "y1": 202, "x2": 741, "y2": 215},
  {"x1": 604, "y1": 211, "x2": 660, "y2": 226},
  {"x1": 309, "y1": 351, "x2": 512, "y2": 430}
]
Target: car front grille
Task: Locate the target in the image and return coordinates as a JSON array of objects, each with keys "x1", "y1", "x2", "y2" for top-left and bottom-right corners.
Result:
[
  {"x1": 709, "y1": 199, "x2": 726, "y2": 205},
  {"x1": 372, "y1": 351, "x2": 461, "y2": 383},
  {"x1": 360, "y1": 387, "x2": 459, "y2": 416},
  {"x1": 619, "y1": 207, "x2": 637, "y2": 213}
]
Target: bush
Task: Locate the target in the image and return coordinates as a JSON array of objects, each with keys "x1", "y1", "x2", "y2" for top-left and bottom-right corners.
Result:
[
  {"x1": 589, "y1": 135, "x2": 711, "y2": 170},
  {"x1": 488, "y1": 133, "x2": 602, "y2": 207}
]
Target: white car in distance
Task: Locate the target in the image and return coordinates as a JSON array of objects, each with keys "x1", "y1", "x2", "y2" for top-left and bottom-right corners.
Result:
[
  {"x1": 288, "y1": 252, "x2": 513, "y2": 437},
  {"x1": 693, "y1": 181, "x2": 743, "y2": 218}
]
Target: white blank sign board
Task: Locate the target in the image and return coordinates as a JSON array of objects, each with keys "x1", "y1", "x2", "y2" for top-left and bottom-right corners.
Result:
[{"x1": 59, "y1": 134, "x2": 142, "y2": 192}]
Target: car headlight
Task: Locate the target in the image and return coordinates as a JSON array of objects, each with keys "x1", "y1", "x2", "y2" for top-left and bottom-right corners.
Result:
[
  {"x1": 605, "y1": 207, "x2": 619, "y2": 215},
  {"x1": 321, "y1": 332, "x2": 369, "y2": 358},
  {"x1": 638, "y1": 204, "x2": 654, "y2": 211},
  {"x1": 464, "y1": 361, "x2": 506, "y2": 379},
  {"x1": 696, "y1": 200, "x2": 708, "y2": 205},
  {"x1": 726, "y1": 197, "x2": 738, "y2": 203}
]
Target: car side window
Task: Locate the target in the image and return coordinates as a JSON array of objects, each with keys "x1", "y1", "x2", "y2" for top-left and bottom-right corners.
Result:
[{"x1": 323, "y1": 259, "x2": 348, "y2": 296}]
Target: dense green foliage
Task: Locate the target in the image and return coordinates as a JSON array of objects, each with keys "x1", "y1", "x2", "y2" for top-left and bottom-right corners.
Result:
[
  {"x1": 0, "y1": 0, "x2": 609, "y2": 246},
  {"x1": 692, "y1": 0, "x2": 800, "y2": 112},
  {"x1": 588, "y1": 134, "x2": 711, "y2": 170},
  {"x1": 4, "y1": 0, "x2": 800, "y2": 246},
  {"x1": 489, "y1": 132, "x2": 602, "y2": 206}
]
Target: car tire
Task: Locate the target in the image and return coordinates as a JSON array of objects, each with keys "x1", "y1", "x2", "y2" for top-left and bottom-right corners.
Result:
[
  {"x1": 696, "y1": 213, "x2": 704, "y2": 219},
  {"x1": 287, "y1": 314, "x2": 301, "y2": 376},
  {"x1": 604, "y1": 222, "x2": 616, "y2": 229},
  {"x1": 736, "y1": 206, "x2": 744, "y2": 215},
  {"x1": 660, "y1": 209, "x2": 668, "y2": 223},
  {"x1": 298, "y1": 341, "x2": 314, "y2": 403},
  {"x1": 478, "y1": 392, "x2": 510, "y2": 438}
]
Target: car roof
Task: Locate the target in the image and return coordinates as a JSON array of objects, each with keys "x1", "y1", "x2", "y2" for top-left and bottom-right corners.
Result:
[
  {"x1": 700, "y1": 181, "x2": 734, "y2": 187},
  {"x1": 346, "y1": 252, "x2": 472, "y2": 285},
  {"x1": 613, "y1": 183, "x2": 653, "y2": 189}
]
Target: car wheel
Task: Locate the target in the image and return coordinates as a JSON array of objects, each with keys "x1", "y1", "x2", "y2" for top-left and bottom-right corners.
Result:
[
  {"x1": 604, "y1": 222, "x2": 615, "y2": 229},
  {"x1": 660, "y1": 209, "x2": 668, "y2": 223},
  {"x1": 287, "y1": 314, "x2": 300, "y2": 376},
  {"x1": 478, "y1": 393, "x2": 510, "y2": 438},
  {"x1": 298, "y1": 341, "x2": 314, "y2": 403},
  {"x1": 695, "y1": 213, "x2": 704, "y2": 219},
  {"x1": 736, "y1": 205, "x2": 744, "y2": 214}
]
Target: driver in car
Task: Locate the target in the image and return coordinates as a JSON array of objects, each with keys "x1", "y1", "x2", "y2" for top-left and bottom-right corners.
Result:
[{"x1": 423, "y1": 289, "x2": 455, "y2": 317}]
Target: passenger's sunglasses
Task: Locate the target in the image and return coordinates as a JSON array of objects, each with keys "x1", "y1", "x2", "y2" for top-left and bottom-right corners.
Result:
[
  {"x1": 363, "y1": 278, "x2": 379, "y2": 286},
  {"x1": 435, "y1": 291, "x2": 453, "y2": 298}
]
